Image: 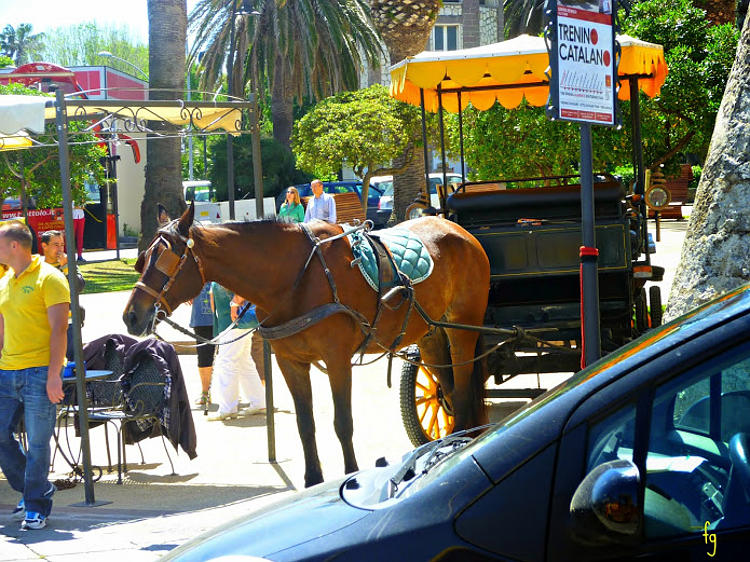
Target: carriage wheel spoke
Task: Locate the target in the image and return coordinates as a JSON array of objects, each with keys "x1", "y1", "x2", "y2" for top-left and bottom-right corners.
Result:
[
  {"x1": 427, "y1": 405, "x2": 439, "y2": 439},
  {"x1": 415, "y1": 395, "x2": 436, "y2": 407}
]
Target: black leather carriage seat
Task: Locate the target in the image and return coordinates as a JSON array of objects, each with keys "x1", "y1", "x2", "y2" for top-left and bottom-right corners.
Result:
[{"x1": 447, "y1": 180, "x2": 626, "y2": 225}]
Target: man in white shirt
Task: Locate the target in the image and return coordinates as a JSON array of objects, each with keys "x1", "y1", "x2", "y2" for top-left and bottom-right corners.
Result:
[{"x1": 303, "y1": 180, "x2": 337, "y2": 224}]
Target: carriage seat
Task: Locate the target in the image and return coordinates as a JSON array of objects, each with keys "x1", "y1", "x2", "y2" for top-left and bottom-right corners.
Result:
[{"x1": 447, "y1": 180, "x2": 625, "y2": 226}]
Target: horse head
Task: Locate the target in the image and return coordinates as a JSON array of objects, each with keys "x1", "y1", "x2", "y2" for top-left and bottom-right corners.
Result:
[{"x1": 122, "y1": 202, "x2": 207, "y2": 336}]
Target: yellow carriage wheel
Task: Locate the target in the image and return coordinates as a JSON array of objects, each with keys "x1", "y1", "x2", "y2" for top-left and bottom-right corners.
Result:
[{"x1": 400, "y1": 347, "x2": 455, "y2": 447}]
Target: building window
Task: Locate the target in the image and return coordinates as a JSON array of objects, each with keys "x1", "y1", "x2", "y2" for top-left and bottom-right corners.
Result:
[{"x1": 434, "y1": 24, "x2": 460, "y2": 51}]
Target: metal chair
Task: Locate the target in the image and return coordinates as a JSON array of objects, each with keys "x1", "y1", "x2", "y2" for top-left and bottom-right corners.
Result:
[{"x1": 87, "y1": 355, "x2": 176, "y2": 484}]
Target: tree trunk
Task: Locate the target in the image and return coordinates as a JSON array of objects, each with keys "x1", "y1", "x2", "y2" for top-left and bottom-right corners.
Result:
[
  {"x1": 271, "y1": 52, "x2": 294, "y2": 149},
  {"x1": 664, "y1": 13, "x2": 750, "y2": 321},
  {"x1": 141, "y1": 0, "x2": 187, "y2": 251},
  {"x1": 695, "y1": 0, "x2": 737, "y2": 25},
  {"x1": 370, "y1": 1, "x2": 441, "y2": 222}
]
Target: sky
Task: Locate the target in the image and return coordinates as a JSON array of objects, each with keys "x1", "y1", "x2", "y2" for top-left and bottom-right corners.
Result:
[{"x1": 0, "y1": 0, "x2": 200, "y2": 44}]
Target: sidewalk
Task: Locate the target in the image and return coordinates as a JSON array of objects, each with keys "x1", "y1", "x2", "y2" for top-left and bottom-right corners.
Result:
[{"x1": 0, "y1": 221, "x2": 688, "y2": 559}]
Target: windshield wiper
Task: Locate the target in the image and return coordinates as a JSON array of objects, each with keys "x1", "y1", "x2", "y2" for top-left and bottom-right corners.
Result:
[{"x1": 387, "y1": 424, "x2": 493, "y2": 497}]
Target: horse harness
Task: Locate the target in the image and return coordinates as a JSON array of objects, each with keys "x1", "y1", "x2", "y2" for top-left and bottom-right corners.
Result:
[
  {"x1": 135, "y1": 223, "x2": 207, "y2": 317},
  {"x1": 257, "y1": 222, "x2": 416, "y2": 357}
]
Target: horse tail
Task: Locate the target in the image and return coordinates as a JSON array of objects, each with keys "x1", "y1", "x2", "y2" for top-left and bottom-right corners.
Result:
[{"x1": 472, "y1": 334, "x2": 489, "y2": 426}]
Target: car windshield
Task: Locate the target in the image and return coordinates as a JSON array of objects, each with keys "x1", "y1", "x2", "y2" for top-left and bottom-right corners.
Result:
[{"x1": 405, "y1": 283, "x2": 750, "y2": 493}]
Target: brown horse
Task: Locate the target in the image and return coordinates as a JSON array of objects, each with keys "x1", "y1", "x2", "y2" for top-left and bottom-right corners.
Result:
[{"x1": 123, "y1": 203, "x2": 489, "y2": 487}]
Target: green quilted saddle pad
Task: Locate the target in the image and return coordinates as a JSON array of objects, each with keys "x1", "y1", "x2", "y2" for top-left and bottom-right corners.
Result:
[{"x1": 347, "y1": 227, "x2": 434, "y2": 292}]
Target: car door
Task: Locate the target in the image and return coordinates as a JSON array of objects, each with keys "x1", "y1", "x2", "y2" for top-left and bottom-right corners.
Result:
[{"x1": 547, "y1": 317, "x2": 750, "y2": 561}]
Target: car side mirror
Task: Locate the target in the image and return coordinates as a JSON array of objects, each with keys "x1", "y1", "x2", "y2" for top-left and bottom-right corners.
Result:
[{"x1": 570, "y1": 459, "x2": 641, "y2": 546}]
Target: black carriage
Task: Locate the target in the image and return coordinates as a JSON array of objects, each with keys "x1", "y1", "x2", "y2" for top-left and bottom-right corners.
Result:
[{"x1": 390, "y1": 34, "x2": 669, "y2": 445}]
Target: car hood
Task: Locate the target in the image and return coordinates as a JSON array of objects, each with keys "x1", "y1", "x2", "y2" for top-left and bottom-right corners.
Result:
[{"x1": 164, "y1": 477, "x2": 369, "y2": 561}]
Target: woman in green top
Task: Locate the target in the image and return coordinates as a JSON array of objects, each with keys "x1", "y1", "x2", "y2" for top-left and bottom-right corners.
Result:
[{"x1": 278, "y1": 186, "x2": 305, "y2": 223}]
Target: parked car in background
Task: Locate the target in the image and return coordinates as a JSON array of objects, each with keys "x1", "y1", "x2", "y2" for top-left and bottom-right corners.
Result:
[
  {"x1": 166, "y1": 281, "x2": 750, "y2": 560},
  {"x1": 377, "y1": 172, "x2": 464, "y2": 222},
  {"x1": 275, "y1": 180, "x2": 388, "y2": 228}
]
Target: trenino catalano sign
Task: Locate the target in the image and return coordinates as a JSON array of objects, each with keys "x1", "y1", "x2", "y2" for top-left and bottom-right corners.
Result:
[{"x1": 546, "y1": 0, "x2": 618, "y2": 127}]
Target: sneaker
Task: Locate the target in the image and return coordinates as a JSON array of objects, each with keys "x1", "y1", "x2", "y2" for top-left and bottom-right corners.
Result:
[
  {"x1": 207, "y1": 410, "x2": 238, "y2": 421},
  {"x1": 239, "y1": 406, "x2": 266, "y2": 416},
  {"x1": 11, "y1": 499, "x2": 24, "y2": 521},
  {"x1": 21, "y1": 512, "x2": 46, "y2": 530},
  {"x1": 77, "y1": 257, "x2": 87, "y2": 264}
]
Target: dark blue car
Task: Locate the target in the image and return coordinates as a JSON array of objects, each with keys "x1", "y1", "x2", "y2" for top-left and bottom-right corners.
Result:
[
  {"x1": 275, "y1": 181, "x2": 387, "y2": 228},
  {"x1": 165, "y1": 283, "x2": 750, "y2": 561}
]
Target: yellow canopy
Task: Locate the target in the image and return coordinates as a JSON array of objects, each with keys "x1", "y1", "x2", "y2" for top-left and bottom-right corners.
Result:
[
  {"x1": 0, "y1": 130, "x2": 32, "y2": 151},
  {"x1": 390, "y1": 34, "x2": 668, "y2": 113}
]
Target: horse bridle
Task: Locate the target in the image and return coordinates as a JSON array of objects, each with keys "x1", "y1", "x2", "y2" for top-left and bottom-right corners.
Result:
[{"x1": 135, "y1": 222, "x2": 207, "y2": 318}]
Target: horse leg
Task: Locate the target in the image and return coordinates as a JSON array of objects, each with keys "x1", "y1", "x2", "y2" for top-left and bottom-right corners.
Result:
[
  {"x1": 324, "y1": 355, "x2": 358, "y2": 475},
  {"x1": 417, "y1": 327, "x2": 454, "y2": 396},
  {"x1": 444, "y1": 328, "x2": 488, "y2": 432},
  {"x1": 275, "y1": 356, "x2": 323, "y2": 487}
]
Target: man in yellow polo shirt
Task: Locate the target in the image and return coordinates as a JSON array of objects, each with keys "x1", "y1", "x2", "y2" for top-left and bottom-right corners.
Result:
[{"x1": 0, "y1": 220, "x2": 69, "y2": 530}]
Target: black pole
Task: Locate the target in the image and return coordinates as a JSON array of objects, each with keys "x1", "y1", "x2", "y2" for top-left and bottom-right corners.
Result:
[
  {"x1": 54, "y1": 88, "x2": 96, "y2": 504},
  {"x1": 580, "y1": 123, "x2": 601, "y2": 366},
  {"x1": 251, "y1": 55, "x2": 264, "y2": 219},
  {"x1": 263, "y1": 339, "x2": 275, "y2": 462},
  {"x1": 458, "y1": 91, "x2": 466, "y2": 184},
  {"x1": 419, "y1": 88, "x2": 430, "y2": 199},
  {"x1": 629, "y1": 76, "x2": 650, "y2": 266},
  {"x1": 226, "y1": 0, "x2": 237, "y2": 220},
  {"x1": 436, "y1": 84, "x2": 447, "y2": 207}
]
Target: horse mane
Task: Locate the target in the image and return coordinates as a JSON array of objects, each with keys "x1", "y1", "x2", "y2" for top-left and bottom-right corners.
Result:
[{"x1": 188, "y1": 217, "x2": 294, "y2": 250}]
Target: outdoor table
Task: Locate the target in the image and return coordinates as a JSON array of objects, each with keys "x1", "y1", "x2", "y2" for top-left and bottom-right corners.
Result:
[{"x1": 54, "y1": 369, "x2": 115, "y2": 484}]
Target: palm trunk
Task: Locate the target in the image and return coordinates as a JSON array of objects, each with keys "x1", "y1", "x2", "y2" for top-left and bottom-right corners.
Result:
[
  {"x1": 141, "y1": 0, "x2": 187, "y2": 251},
  {"x1": 271, "y1": 53, "x2": 294, "y2": 149}
]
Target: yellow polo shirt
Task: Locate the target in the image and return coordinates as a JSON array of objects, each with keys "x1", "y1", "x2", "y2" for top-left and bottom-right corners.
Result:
[{"x1": 0, "y1": 255, "x2": 70, "y2": 370}]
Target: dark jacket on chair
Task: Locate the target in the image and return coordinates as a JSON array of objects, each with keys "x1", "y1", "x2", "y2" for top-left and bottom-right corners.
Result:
[{"x1": 83, "y1": 334, "x2": 197, "y2": 459}]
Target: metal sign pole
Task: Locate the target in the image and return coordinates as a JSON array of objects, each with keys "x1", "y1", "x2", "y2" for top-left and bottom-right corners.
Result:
[
  {"x1": 579, "y1": 122, "x2": 601, "y2": 363},
  {"x1": 546, "y1": 0, "x2": 620, "y2": 366}
]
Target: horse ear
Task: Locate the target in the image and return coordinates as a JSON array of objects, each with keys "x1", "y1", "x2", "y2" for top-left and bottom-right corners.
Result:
[
  {"x1": 134, "y1": 251, "x2": 145, "y2": 273},
  {"x1": 157, "y1": 203, "x2": 170, "y2": 226},
  {"x1": 176, "y1": 201, "x2": 195, "y2": 236}
]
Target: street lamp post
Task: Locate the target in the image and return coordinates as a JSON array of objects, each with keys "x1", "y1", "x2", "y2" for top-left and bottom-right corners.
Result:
[{"x1": 96, "y1": 51, "x2": 149, "y2": 82}]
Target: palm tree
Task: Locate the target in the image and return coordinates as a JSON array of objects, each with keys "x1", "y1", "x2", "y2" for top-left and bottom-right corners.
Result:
[
  {"x1": 369, "y1": 0, "x2": 441, "y2": 222},
  {"x1": 503, "y1": 0, "x2": 545, "y2": 39},
  {"x1": 189, "y1": 0, "x2": 382, "y2": 149},
  {"x1": 0, "y1": 23, "x2": 45, "y2": 65},
  {"x1": 141, "y1": 0, "x2": 187, "y2": 250}
]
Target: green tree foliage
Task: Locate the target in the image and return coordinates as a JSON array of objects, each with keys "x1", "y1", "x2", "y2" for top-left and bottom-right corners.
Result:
[
  {"x1": 0, "y1": 83, "x2": 106, "y2": 208},
  {"x1": 26, "y1": 22, "x2": 149, "y2": 79},
  {"x1": 292, "y1": 84, "x2": 429, "y2": 209},
  {"x1": 208, "y1": 134, "x2": 311, "y2": 200},
  {"x1": 449, "y1": 101, "x2": 630, "y2": 182},
  {"x1": 0, "y1": 24, "x2": 45, "y2": 65},
  {"x1": 0, "y1": 54, "x2": 13, "y2": 68},
  {"x1": 623, "y1": 0, "x2": 739, "y2": 173},
  {"x1": 189, "y1": 0, "x2": 383, "y2": 148},
  {"x1": 448, "y1": 0, "x2": 739, "y2": 181}
]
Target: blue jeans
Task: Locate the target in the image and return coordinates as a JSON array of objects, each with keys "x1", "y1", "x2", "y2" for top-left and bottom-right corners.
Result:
[{"x1": 0, "y1": 366, "x2": 57, "y2": 516}]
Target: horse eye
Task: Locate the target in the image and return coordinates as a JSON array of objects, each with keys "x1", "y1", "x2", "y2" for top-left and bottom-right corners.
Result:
[{"x1": 135, "y1": 251, "x2": 146, "y2": 273}]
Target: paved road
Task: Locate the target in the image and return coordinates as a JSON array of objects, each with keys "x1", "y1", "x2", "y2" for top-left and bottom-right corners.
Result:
[{"x1": 0, "y1": 218, "x2": 688, "y2": 560}]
